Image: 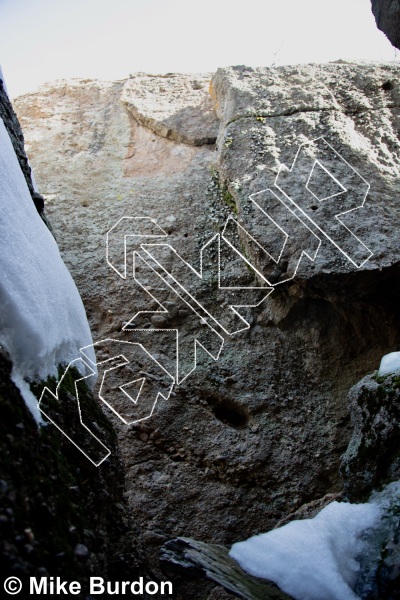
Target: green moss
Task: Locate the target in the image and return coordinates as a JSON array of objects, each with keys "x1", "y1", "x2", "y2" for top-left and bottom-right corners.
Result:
[
  {"x1": 222, "y1": 188, "x2": 238, "y2": 215},
  {"x1": 209, "y1": 167, "x2": 239, "y2": 217},
  {"x1": 372, "y1": 371, "x2": 400, "y2": 388}
]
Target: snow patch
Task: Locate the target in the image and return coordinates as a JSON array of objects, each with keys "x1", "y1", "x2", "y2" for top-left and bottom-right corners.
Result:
[
  {"x1": 378, "y1": 351, "x2": 400, "y2": 376},
  {"x1": 229, "y1": 500, "x2": 381, "y2": 600},
  {"x1": 0, "y1": 116, "x2": 96, "y2": 422}
]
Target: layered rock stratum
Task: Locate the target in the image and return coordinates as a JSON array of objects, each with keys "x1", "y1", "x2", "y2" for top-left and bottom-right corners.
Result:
[{"x1": 15, "y1": 63, "x2": 400, "y2": 598}]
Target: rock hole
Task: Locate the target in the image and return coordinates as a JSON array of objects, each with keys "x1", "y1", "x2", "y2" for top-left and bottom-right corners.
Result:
[
  {"x1": 280, "y1": 259, "x2": 289, "y2": 273},
  {"x1": 310, "y1": 205, "x2": 318, "y2": 211},
  {"x1": 382, "y1": 81, "x2": 393, "y2": 91},
  {"x1": 206, "y1": 396, "x2": 249, "y2": 429}
]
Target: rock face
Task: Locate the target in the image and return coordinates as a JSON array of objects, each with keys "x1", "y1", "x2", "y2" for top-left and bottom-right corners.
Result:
[
  {"x1": 371, "y1": 0, "x2": 400, "y2": 50},
  {"x1": 14, "y1": 63, "x2": 400, "y2": 598},
  {"x1": 211, "y1": 63, "x2": 400, "y2": 276},
  {"x1": 341, "y1": 371, "x2": 400, "y2": 501},
  {"x1": 0, "y1": 350, "x2": 142, "y2": 592},
  {"x1": 122, "y1": 73, "x2": 219, "y2": 145}
]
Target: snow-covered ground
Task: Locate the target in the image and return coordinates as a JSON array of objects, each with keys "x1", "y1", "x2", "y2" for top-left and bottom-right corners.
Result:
[
  {"x1": 230, "y1": 499, "x2": 382, "y2": 600},
  {"x1": 0, "y1": 112, "x2": 96, "y2": 422}
]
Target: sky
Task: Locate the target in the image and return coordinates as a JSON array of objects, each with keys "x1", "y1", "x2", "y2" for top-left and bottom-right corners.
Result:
[{"x1": 0, "y1": 0, "x2": 398, "y2": 98}]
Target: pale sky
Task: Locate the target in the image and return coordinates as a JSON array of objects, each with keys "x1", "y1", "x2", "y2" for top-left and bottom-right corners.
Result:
[{"x1": 0, "y1": 0, "x2": 398, "y2": 98}]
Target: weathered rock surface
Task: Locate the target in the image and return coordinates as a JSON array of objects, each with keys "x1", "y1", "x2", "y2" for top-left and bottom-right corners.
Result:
[
  {"x1": 371, "y1": 0, "x2": 400, "y2": 51},
  {"x1": 122, "y1": 72, "x2": 219, "y2": 145},
  {"x1": 211, "y1": 63, "x2": 400, "y2": 277},
  {"x1": 341, "y1": 371, "x2": 400, "y2": 501},
  {"x1": 355, "y1": 482, "x2": 400, "y2": 600},
  {"x1": 0, "y1": 350, "x2": 143, "y2": 595},
  {"x1": 14, "y1": 64, "x2": 400, "y2": 598}
]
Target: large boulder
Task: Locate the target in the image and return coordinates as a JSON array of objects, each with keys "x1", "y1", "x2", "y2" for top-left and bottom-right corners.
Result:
[
  {"x1": 341, "y1": 371, "x2": 400, "y2": 501},
  {"x1": 211, "y1": 63, "x2": 400, "y2": 279},
  {"x1": 14, "y1": 63, "x2": 400, "y2": 599}
]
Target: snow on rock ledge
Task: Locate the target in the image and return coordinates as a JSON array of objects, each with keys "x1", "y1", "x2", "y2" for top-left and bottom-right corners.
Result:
[
  {"x1": 229, "y1": 500, "x2": 381, "y2": 600},
  {"x1": 378, "y1": 351, "x2": 400, "y2": 376},
  {"x1": 0, "y1": 116, "x2": 96, "y2": 421}
]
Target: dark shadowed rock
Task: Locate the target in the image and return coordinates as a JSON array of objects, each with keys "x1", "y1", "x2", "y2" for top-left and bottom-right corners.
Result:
[
  {"x1": 0, "y1": 78, "x2": 44, "y2": 213},
  {"x1": 0, "y1": 350, "x2": 144, "y2": 593},
  {"x1": 341, "y1": 371, "x2": 400, "y2": 501},
  {"x1": 371, "y1": 0, "x2": 400, "y2": 50}
]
